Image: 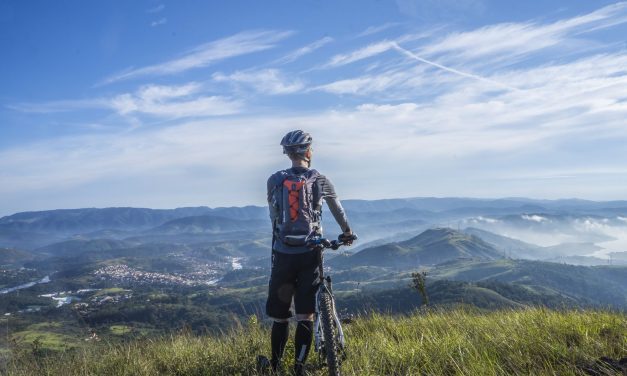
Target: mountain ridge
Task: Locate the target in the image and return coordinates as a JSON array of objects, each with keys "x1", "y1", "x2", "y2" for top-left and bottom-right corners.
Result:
[{"x1": 334, "y1": 227, "x2": 503, "y2": 269}]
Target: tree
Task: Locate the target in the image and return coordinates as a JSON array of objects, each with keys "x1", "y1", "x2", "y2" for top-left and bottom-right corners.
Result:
[{"x1": 410, "y1": 270, "x2": 429, "y2": 306}]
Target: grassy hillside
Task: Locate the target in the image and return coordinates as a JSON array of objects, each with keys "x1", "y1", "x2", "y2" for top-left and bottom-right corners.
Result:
[
  {"x1": 0, "y1": 248, "x2": 34, "y2": 267},
  {"x1": 336, "y1": 228, "x2": 503, "y2": 269},
  {"x1": 4, "y1": 308, "x2": 626, "y2": 375},
  {"x1": 431, "y1": 259, "x2": 627, "y2": 308}
]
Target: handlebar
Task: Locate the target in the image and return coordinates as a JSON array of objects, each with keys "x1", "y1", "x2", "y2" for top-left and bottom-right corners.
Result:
[{"x1": 307, "y1": 234, "x2": 358, "y2": 251}]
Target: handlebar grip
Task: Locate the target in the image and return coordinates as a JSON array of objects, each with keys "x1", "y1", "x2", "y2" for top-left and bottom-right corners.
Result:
[{"x1": 338, "y1": 233, "x2": 358, "y2": 242}]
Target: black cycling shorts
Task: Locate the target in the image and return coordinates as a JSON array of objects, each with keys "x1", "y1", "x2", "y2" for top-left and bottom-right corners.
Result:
[{"x1": 266, "y1": 250, "x2": 320, "y2": 320}]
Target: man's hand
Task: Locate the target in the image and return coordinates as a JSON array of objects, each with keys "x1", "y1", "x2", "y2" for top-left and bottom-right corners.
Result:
[{"x1": 339, "y1": 231, "x2": 357, "y2": 246}]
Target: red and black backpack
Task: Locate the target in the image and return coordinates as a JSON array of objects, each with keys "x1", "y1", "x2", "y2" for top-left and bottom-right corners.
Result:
[{"x1": 271, "y1": 169, "x2": 322, "y2": 246}]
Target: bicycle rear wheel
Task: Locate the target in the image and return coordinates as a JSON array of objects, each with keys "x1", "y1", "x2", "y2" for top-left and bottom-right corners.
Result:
[{"x1": 319, "y1": 289, "x2": 341, "y2": 376}]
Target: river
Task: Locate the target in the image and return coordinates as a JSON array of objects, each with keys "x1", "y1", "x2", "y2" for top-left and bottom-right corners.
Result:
[{"x1": 0, "y1": 276, "x2": 50, "y2": 294}]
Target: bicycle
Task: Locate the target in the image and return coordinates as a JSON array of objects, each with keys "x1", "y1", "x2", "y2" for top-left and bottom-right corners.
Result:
[
  {"x1": 256, "y1": 234, "x2": 356, "y2": 376},
  {"x1": 307, "y1": 234, "x2": 356, "y2": 376}
]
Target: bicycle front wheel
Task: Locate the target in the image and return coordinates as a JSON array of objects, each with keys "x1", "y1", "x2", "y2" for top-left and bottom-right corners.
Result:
[{"x1": 320, "y1": 288, "x2": 341, "y2": 376}]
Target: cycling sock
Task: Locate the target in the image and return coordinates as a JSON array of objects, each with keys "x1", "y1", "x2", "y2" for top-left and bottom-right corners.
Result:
[
  {"x1": 270, "y1": 321, "x2": 289, "y2": 370},
  {"x1": 294, "y1": 320, "x2": 313, "y2": 365}
]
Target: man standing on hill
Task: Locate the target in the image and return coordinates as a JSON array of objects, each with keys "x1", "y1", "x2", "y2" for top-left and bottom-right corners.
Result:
[{"x1": 262, "y1": 130, "x2": 355, "y2": 375}]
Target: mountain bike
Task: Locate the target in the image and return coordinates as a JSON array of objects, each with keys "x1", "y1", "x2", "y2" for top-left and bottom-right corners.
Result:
[{"x1": 307, "y1": 235, "x2": 356, "y2": 376}]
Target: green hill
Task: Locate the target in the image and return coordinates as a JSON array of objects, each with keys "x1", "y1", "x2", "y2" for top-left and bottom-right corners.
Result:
[
  {"x1": 335, "y1": 228, "x2": 503, "y2": 268},
  {"x1": 431, "y1": 259, "x2": 627, "y2": 308},
  {"x1": 4, "y1": 308, "x2": 625, "y2": 375},
  {"x1": 149, "y1": 215, "x2": 267, "y2": 235},
  {"x1": 36, "y1": 239, "x2": 137, "y2": 258},
  {"x1": 0, "y1": 248, "x2": 34, "y2": 267}
]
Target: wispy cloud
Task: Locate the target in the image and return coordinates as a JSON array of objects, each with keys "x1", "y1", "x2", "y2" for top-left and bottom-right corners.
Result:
[
  {"x1": 356, "y1": 23, "x2": 401, "y2": 38},
  {"x1": 314, "y1": 68, "x2": 422, "y2": 96},
  {"x1": 151, "y1": 18, "x2": 167, "y2": 27},
  {"x1": 10, "y1": 83, "x2": 243, "y2": 118},
  {"x1": 109, "y1": 83, "x2": 242, "y2": 117},
  {"x1": 421, "y1": 2, "x2": 627, "y2": 62},
  {"x1": 4, "y1": 64, "x2": 627, "y2": 208},
  {"x1": 213, "y1": 69, "x2": 305, "y2": 95},
  {"x1": 323, "y1": 40, "x2": 396, "y2": 68},
  {"x1": 147, "y1": 4, "x2": 165, "y2": 13},
  {"x1": 275, "y1": 36, "x2": 334, "y2": 64},
  {"x1": 317, "y1": 3, "x2": 627, "y2": 96},
  {"x1": 100, "y1": 30, "x2": 293, "y2": 85},
  {"x1": 391, "y1": 42, "x2": 520, "y2": 91}
]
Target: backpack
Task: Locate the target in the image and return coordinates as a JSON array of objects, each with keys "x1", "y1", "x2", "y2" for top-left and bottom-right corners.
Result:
[{"x1": 271, "y1": 169, "x2": 322, "y2": 247}]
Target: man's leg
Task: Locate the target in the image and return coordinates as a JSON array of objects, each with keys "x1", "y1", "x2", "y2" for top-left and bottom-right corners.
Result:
[
  {"x1": 266, "y1": 251, "x2": 296, "y2": 372},
  {"x1": 270, "y1": 318, "x2": 290, "y2": 371},
  {"x1": 294, "y1": 249, "x2": 320, "y2": 375},
  {"x1": 294, "y1": 313, "x2": 314, "y2": 375}
]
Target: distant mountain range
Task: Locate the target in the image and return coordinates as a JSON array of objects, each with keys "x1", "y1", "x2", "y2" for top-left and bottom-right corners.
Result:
[
  {"x1": 0, "y1": 206, "x2": 267, "y2": 234},
  {"x1": 150, "y1": 215, "x2": 267, "y2": 235},
  {"x1": 2, "y1": 198, "x2": 627, "y2": 257},
  {"x1": 0, "y1": 207, "x2": 268, "y2": 250},
  {"x1": 4, "y1": 196, "x2": 627, "y2": 233}
]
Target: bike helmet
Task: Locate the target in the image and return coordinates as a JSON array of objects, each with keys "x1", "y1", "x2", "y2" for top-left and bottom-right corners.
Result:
[{"x1": 280, "y1": 130, "x2": 312, "y2": 154}]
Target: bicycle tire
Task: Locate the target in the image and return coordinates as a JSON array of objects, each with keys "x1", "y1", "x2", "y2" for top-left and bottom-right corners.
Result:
[{"x1": 320, "y1": 288, "x2": 341, "y2": 376}]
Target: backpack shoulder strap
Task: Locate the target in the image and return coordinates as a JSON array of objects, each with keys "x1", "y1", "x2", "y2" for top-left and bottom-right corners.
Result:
[
  {"x1": 271, "y1": 170, "x2": 290, "y2": 184},
  {"x1": 305, "y1": 169, "x2": 320, "y2": 181}
]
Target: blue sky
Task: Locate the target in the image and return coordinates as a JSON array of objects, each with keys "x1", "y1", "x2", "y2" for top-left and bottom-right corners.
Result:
[{"x1": 1, "y1": 0, "x2": 627, "y2": 215}]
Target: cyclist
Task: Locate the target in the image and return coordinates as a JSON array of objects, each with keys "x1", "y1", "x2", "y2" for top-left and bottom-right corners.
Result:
[{"x1": 264, "y1": 130, "x2": 354, "y2": 375}]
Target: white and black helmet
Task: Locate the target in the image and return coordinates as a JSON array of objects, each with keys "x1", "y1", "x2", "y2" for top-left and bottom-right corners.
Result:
[{"x1": 280, "y1": 130, "x2": 312, "y2": 154}]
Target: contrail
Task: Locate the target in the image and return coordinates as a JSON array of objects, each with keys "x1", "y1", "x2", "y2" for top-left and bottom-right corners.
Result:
[{"x1": 390, "y1": 42, "x2": 520, "y2": 92}]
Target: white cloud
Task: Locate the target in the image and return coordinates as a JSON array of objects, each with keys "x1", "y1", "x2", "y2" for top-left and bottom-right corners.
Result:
[
  {"x1": 356, "y1": 23, "x2": 401, "y2": 38},
  {"x1": 392, "y1": 42, "x2": 520, "y2": 91},
  {"x1": 9, "y1": 82, "x2": 243, "y2": 118},
  {"x1": 110, "y1": 83, "x2": 243, "y2": 118},
  {"x1": 522, "y1": 214, "x2": 548, "y2": 223},
  {"x1": 319, "y1": 30, "x2": 440, "y2": 69},
  {"x1": 3, "y1": 77, "x2": 627, "y2": 214},
  {"x1": 321, "y1": 3, "x2": 627, "y2": 76},
  {"x1": 147, "y1": 4, "x2": 165, "y2": 13},
  {"x1": 101, "y1": 30, "x2": 293, "y2": 84},
  {"x1": 315, "y1": 69, "x2": 421, "y2": 95},
  {"x1": 276, "y1": 36, "x2": 334, "y2": 64},
  {"x1": 421, "y1": 2, "x2": 627, "y2": 62},
  {"x1": 323, "y1": 41, "x2": 396, "y2": 68},
  {"x1": 151, "y1": 18, "x2": 167, "y2": 27},
  {"x1": 213, "y1": 69, "x2": 305, "y2": 94}
]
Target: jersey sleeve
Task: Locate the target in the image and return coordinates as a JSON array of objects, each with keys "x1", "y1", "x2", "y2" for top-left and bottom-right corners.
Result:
[{"x1": 318, "y1": 175, "x2": 351, "y2": 233}]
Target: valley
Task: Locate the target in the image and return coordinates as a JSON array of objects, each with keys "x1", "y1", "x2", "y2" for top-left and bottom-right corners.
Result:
[{"x1": 1, "y1": 197, "x2": 626, "y2": 362}]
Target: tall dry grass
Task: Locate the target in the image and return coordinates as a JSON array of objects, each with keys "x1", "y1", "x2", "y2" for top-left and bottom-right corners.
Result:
[{"x1": 5, "y1": 307, "x2": 626, "y2": 375}]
